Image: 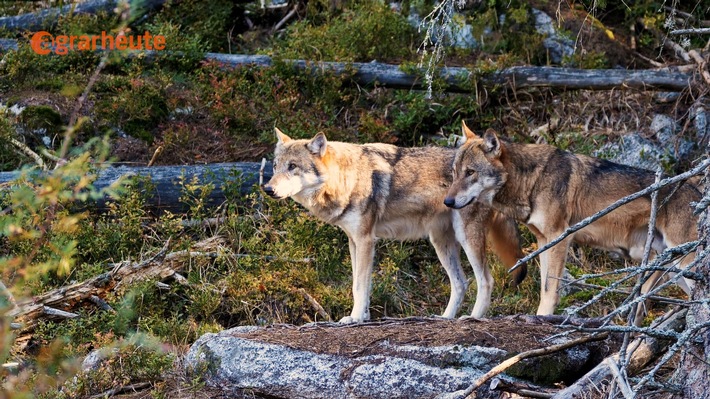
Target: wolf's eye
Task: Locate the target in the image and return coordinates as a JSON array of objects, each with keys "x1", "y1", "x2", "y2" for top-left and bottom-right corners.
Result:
[
  {"x1": 288, "y1": 162, "x2": 297, "y2": 171},
  {"x1": 466, "y1": 169, "x2": 476, "y2": 177}
]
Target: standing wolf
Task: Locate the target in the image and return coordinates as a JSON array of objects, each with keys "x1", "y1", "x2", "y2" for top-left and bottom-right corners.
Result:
[
  {"x1": 262, "y1": 128, "x2": 525, "y2": 323},
  {"x1": 444, "y1": 122, "x2": 700, "y2": 323}
]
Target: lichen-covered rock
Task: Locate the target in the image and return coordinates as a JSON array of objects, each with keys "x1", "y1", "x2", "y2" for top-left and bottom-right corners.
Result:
[
  {"x1": 185, "y1": 330, "x2": 502, "y2": 399},
  {"x1": 532, "y1": 9, "x2": 575, "y2": 64},
  {"x1": 184, "y1": 318, "x2": 618, "y2": 399},
  {"x1": 595, "y1": 114, "x2": 696, "y2": 171}
]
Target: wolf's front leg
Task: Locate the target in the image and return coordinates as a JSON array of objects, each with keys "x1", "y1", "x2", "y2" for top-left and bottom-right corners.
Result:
[
  {"x1": 430, "y1": 224, "x2": 467, "y2": 319},
  {"x1": 453, "y1": 211, "x2": 492, "y2": 319},
  {"x1": 536, "y1": 235, "x2": 572, "y2": 315},
  {"x1": 339, "y1": 234, "x2": 375, "y2": 323}
]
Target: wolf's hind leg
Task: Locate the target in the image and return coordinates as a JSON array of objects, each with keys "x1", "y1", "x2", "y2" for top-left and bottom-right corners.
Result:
[{"x1": 429, "y1": 226, "x2": 467, "y2": 319}]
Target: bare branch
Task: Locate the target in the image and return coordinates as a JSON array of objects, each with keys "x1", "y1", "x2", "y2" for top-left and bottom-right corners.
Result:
[
  {"x1": 8, "y1": 137, "x2": 46, "y2": 171},
  {"x1": 459, "y1": 333, "x2": 609, "y2": 398},
  {"x1": 271, "y1": 5, "x2": 298, "y2": 34},
  {"x1": 552, "y1": 308, "x2": 687, "y2": 399},
  {"x1": 489, "y1": 378, "x2": 555, "y2": 398},
  {"x1": 559, "y1": 279, "x2": 691, "y2": 306},
  {"x1": 294, "y1": 288, "x2": 331, "y2": 322},
  {"x1": 42, "y1": 306, "x2": 79, "y2": 319},
  {"x1": 669, "y1": 28, "x2": 710, "y2": 35},
  {"x1": 568, "y1": 241, "x2": 703, "y2": 319}
]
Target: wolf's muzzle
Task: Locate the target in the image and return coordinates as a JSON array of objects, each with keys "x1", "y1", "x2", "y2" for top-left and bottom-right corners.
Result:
[
  {"x1": 262, "y1": 185, "x2": 277, "y2": 198},
  {"x1": 443, "y1": 197, "x2": 456, "y2": 208}
]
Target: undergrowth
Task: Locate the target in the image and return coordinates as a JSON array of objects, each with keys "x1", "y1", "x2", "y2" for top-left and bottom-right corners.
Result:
[{"x1": 0, "y1": 0, "x2": 704, "y2": 397}]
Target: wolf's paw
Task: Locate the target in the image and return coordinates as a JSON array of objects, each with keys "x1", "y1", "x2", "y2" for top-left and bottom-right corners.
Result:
[
  {"x1": 338, "y1": 316, "x2": 360, "y2": 324},
  {"x1": 458, "y1": 315, "x2": 485, "y2": 321}
]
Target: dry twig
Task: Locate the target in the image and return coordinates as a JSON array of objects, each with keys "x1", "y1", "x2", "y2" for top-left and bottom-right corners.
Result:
[
  {"x1": 294, "y1": 288, "x2": 331, "y2": 321},
  {"x1": 8, "y1": 137, "x2": 46, "y2": 170}
]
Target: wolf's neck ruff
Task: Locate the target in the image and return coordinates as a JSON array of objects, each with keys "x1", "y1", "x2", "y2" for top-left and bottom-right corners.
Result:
[{"x1": 292, "y1": 143, "x2": 360, "y2": 223}]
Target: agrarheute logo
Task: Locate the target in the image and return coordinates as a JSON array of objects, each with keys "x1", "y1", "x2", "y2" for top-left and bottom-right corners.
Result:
[{"x1": 30, "y1": 31, "x2": 166, "y2": 55}]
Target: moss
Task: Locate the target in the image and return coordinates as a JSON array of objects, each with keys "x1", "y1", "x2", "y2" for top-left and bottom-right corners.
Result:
[
  {"x1": 19, "y1": 105, "x2": 63, "y2": 134},
  {"x1": 272, "y1": 0, "x2": 419, "y2": 62}
]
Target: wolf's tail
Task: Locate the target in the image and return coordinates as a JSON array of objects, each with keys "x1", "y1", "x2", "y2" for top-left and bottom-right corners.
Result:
[{"x1": 488, "y1": 212, "x2": 527, "y2": 287}]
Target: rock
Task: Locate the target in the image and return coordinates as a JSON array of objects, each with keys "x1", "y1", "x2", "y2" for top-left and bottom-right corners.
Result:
[
  {"x1": 407, "y1": 12, "x2": 478, "y2": 50},
  {"x1": 595, "y1": 134, "x2": 667, "y2": 171},
  {"x1": 595, "y1": 114, "x2": 696, "y2": 171},
  {"x1": 406, "y1": 7, "x2": 574, "y2": 58},
  {"x1": 81, "y1": 347, "x2": 119, "y2": 371},
  {"x1": 691, "y1": 105, "x2": 708, "y2": 142},
  {"x1": 652, "y1": 114, "x2": 695, "y2": 162},
  {"x1": 532, "y1": 9, "x2": 575, "y2": 64},
  {"x1": 184, "y1": 318, "x2": 619, "y2": 399}
]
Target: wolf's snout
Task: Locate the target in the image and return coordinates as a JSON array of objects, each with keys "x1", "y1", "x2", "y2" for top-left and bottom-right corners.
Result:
[
  {"x1": 262, "y1": 185, "x2": 277, "y2": 198},
  {"x1": 443, "y1": 197, "x2": 456, "y2": 208}
]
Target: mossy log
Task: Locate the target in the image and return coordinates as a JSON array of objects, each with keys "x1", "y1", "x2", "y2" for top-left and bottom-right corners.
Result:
[
  {"x1": 0, "y1": 36, "x2": 696, "y2": 92},
  {"x1": 0, "y1": 0, "x2": 167, "y2": 32},
  {"x1": 204, "y1": 54, "x2": 698, "y2": 92},
  {"x1": 0, "y1": 162, "x2": 273, "y2": 212}
]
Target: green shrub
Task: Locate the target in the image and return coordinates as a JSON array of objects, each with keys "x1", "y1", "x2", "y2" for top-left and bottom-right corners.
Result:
[{"x1": 273, "y1": 0, "x2": 419, "y2": 62}]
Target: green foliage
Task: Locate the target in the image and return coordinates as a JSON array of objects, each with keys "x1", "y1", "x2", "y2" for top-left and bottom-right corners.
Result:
[
  {"x1": 0, "y1": 43, "x2": 101, "y2": 91},
  {"x1": 100, "y1": 67, "x2": 170, "y2": 143},
  {"x1": 0, "y1": 112, "x2": 29, "y2": 171},
  {"x1": 0, "y1": 137, "x2": 124, "y2": 292},
  {"x1": 389, "y1": 91, "x2": 481, "y2": 146},
  {"x1": 19, "y1": 106, "x2": 63, "y2": 135},
  {"x1": 195, "y1": 60, "x2": 350, "y2": 141},
  {"x1": 76, "y1": 176, "x2": 152, "y2": 264},
  {"x1": 562, "y1": 51, "x2": 609, "y2": 69},
  {"x1": 63, "y1": 335, "x2": 174, "y2": 398},
  {"x1": 273, "y1": 0, "x2": 419, "y2": 62},
  {"x1": 147, "y1": 0, "x2": 233, "y2": 52}
]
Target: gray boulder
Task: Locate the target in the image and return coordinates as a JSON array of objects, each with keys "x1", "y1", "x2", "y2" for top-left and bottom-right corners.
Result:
[
  {"x1": 184, "y1": 318, "x2": 618, "y2": 399},
  {"x1": 595, "y1": 114, "x2": 697, "y2": 171},
  {"x1": 532, "y1": 9, "x2": 575, "y2": 64}
]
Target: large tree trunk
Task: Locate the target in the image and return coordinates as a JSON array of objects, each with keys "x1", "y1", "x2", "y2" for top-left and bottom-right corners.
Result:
[{"x1": 677, "y1": 167, "x2": 710, "y2": 398}]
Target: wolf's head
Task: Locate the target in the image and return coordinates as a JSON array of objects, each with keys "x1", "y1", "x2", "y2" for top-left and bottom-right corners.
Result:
[
  {"x1": 444, "y1": 122, "x2": 507, "y2": 209},
  {"x1": 262, "y1": 128, "x2": 329, "y2": 200}
]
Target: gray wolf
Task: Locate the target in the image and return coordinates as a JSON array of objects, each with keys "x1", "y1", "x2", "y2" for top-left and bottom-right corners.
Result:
[
  {"x1": 262, "y1": 128, "x2": 526, "y2": 323},
  {"x1": 444, "y1": 122, "x2": 699, "y2": 324}
]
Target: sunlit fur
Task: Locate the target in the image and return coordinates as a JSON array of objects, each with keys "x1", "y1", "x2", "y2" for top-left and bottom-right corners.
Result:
[
  {"x1": 263, "y1": 128, "x2": 526, "y2": 323},
  {"x1": 446, "y1": 122, "x2": 700, "y2": 325}
]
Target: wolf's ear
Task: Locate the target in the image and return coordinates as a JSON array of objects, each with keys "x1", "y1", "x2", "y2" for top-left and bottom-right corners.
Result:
[
  {"x1": 460, "y1": 121, "x2": 479, "y2": 145},
  {"x1": 482, "y1": 129, "x2": 501, "y2": 157},
  {"x1": 275, "y1": 127, "x2": 292, "y2": 145},
  {"x1": 307, "y1": 133, "x2": 328, "y2": 157}
]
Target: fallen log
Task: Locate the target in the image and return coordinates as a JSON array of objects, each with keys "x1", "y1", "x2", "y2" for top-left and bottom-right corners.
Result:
[
  {"x1": 9, "y1": 240, "x2": 191, "y2": 332},
  {"x1": 204, "y1": 54, "x2": 697, "y2": 92},
  {"x1": 0, "y1": 162, "x2": 273, "y2": 212},
  {"x1": 0, "y1": 37, "x2": 697, "y2": 92},
  {"x1": 0, "y1": 0, "x2": 166, "y2": 32}
]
